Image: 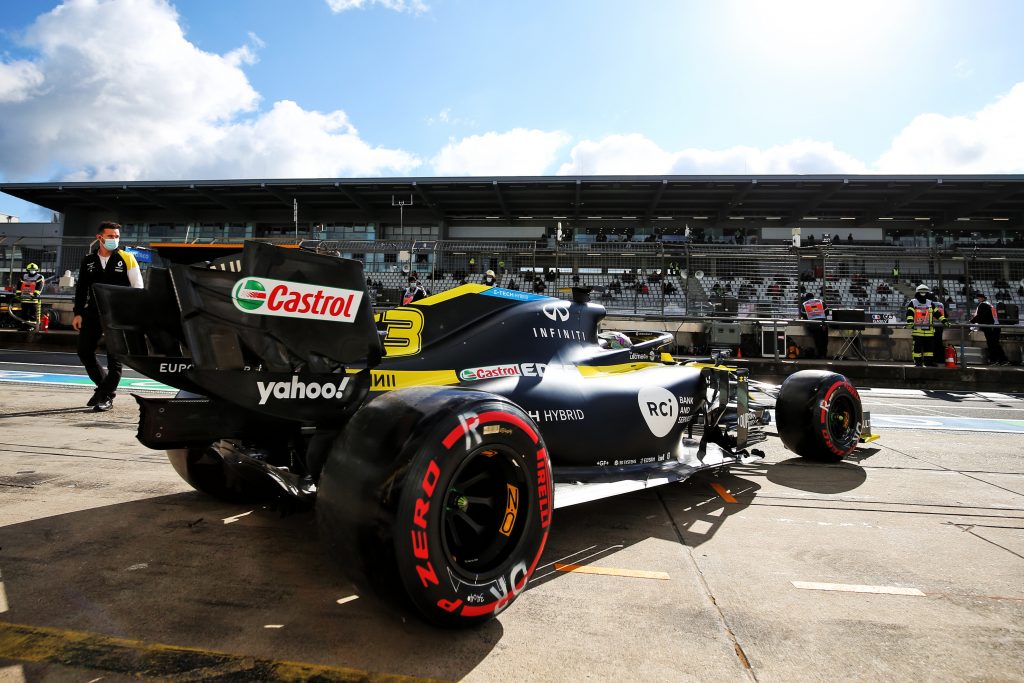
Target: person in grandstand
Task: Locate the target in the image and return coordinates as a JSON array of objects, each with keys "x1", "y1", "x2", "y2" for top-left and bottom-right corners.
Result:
[
  {"x1": 970, "y1": 292, "x2": 1009, "y2": 365},
  {"x1": 906, "y1": 284, "x2": 945, "y2": 367}
]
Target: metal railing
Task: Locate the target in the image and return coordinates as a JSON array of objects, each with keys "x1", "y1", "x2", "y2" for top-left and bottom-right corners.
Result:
[{"x1": 3, "y1": 236, "x2": 1022, "y2": 324}]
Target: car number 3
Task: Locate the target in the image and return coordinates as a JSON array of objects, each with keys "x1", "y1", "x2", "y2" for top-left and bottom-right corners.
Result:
[{"x1": 377, "y1": 308, "x2": 424, "y2": 357}]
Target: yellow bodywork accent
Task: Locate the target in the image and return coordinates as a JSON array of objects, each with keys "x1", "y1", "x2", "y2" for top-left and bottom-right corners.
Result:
[
  {"x1": 660, "y1": 352, "x2": 675, "y2": 362},
  {"x1": 414, "y1": 283, "x2": 489, "y2": 306},
  {"x1": 348, "y1": 368, "x2": 460, "y2": 390},
  {"x1": 860, "y1": 434, "x2": 881, "y2": 443},
  {"x1": 685, "y1": 361, "x2": 738, "y2": 371}
]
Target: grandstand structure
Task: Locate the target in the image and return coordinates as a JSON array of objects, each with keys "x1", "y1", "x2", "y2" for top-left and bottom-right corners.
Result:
[{"x1": 2, "y1": 175, "x2": 1023, "y2": 322}]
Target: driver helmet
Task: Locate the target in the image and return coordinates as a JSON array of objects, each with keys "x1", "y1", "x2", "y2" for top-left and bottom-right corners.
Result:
[
  {"x1": 485, "y1": 269, "x2": 495, "y2": 277},
  {"x1": 598, "y1": 330, "x2": 632, "y2": 349},
  {"x1": 915, "y1": 284, "x2": 929, "y2": 294},
  {"x1": 26, "y1": 263, "x2": 39, "y2": 275}
]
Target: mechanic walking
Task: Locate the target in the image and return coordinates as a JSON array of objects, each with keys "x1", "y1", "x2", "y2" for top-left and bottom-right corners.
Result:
[
  {"x1": 906, "y1": 284, "x2": 945, "y2": 366},
  {"x1": 72, "y1": 222, "x2": 143, "y2": 411},
  {"x1": 970, "y1": 292, "x2": 1009, "y2": 365}
]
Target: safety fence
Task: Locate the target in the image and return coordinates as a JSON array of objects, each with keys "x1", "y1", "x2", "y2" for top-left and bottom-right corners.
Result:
[{"x1": 3, "y1": 236, "x2": 1022, "y2": 323}]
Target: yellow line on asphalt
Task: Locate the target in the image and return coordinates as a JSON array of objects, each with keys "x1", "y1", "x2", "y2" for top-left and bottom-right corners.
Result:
[
  {"x1": 0, "y1": 620, "x2": 449, "y2": 682},
  {"x1": 554, "y1": 563, "x2": 670, "y2": 580},
  {"x1": 710, "y1": 482, "x2": 738, "y2": 503}
]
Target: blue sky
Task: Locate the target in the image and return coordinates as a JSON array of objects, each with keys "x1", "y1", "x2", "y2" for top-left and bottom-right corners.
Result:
[{"x1": 2, "y1": 0, "x2": 1024, "y2": 219}]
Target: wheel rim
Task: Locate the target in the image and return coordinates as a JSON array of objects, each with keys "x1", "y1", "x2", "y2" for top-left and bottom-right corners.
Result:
[
  {"x1": 441, "y1": 444, "x2": 531, "y2": 579},
  {"x1": 827, "y1": 395, "x2": 859, "y2": 446}
]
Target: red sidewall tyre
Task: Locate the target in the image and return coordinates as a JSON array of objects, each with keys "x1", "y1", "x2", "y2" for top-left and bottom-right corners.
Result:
[
  {"x1": 776, "y1": 370, "x2": 862, "y2": 462},
  {"x1": 318, "y1": 387, "x2": 552, "y2": 627}
]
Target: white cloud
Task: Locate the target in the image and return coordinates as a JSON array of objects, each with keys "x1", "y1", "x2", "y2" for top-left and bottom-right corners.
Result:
[
  {"x1": 876, "y1": 82, "x2": 1024, "y2": 173},
  {"x1": 0, "y1": 0, "x2": 418, "y2": 182},
  {"x1": 325, "y1": 0, "x2": 428, "y2": 14},
  {"x1": 557, "y1": 135, "x2": 868, "y2": 175},
  {"x1": 431, "y1": 129, "x2": 571, "y2": 176},
  {"x1": 0, "y1": 60, "x2": 44, "y2": 103}
]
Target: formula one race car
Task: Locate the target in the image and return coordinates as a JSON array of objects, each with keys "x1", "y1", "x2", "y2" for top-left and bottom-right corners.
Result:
[{"x1": 94, "y1": 242, "x2": 870, "y2": 626}]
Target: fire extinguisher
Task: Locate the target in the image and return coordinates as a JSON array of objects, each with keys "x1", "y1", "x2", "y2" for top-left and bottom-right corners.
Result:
[
  {"x1": 40, "y1": 313, "x2": 49, "y2": 332},
  {"x1": 944, "y1": 344, "x2": 957, "y2": 368}
]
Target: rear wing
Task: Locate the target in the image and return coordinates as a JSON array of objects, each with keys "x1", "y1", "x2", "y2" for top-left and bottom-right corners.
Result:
[{"x1": 94, "y1": 241, "x2": 382, "y2": 424}]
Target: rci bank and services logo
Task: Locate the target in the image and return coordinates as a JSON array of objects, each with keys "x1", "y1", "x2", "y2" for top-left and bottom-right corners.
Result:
[{"x1": 231, "y1": 277, "x2": 363, "y2": 322}]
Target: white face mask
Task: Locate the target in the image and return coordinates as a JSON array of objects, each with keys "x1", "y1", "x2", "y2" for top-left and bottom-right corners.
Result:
[{"x1": 102, "y1": 238, "x2": 119, "y2": 250}]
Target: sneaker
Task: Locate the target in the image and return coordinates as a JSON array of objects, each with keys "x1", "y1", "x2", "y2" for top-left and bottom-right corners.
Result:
[
  {"x1": 94, "y1": 397, "x2": 113, "y2": 412},
  {"x1": 86, "y1": 390, "x2": 101, "y2": 407}
]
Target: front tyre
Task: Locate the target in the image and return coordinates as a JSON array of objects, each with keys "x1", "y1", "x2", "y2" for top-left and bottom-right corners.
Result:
[
  {"x1": 775, "y1": 370, "x2": 862, "y2": 462},
  {"x1": 318, "y1": 387, "x2": 552, "y2": 627}
]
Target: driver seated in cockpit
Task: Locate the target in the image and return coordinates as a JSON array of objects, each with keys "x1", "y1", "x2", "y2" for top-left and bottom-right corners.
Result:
[{"x1": 597, "y1": 330, "x2": 632, "y2": 350}]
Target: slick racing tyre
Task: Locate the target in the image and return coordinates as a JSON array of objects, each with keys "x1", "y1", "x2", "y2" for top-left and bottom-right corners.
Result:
[
  {"x1": 775, "y1": 370, "x2": 862, "y2": 462},
  {"x1": 318, "y1": 387, "x2": 552, "y2": 627},
  {"x1": 166, "y1": 441, "x2": 279, "y2": 504},
  {"x1": 166, "y1": 391, "x2": 280, "y2": 504}
]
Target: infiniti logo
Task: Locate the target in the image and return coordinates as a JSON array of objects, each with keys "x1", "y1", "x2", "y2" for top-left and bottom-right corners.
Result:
[{"x1": 542, "y1": 302, "x2": 570, "y2": 322}]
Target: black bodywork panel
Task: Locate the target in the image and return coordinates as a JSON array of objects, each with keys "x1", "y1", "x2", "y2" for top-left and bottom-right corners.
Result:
[{"x1": 97, "y1": 242, "x2": 757, "y2": 483}]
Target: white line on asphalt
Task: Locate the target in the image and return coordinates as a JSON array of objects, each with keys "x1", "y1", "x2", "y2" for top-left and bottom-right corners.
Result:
[
  {"x1": 792, "y1": 581, "x2": 925, "y2": 596},
  {"x1": 860, "y1": 388, "x2": 1024, "y2": 401},
  {"x1": 0, "y1": 581, "x2": 8, "y2": 613},
  {"x1": 223, "y1": 511, "x2": 253, "y2": 524},
  {"x1": 863, "y1": 400, "x2": 966, "y2": 417},
  {"x1": 336, "y1": 595, "x2": 359, "y2": 605},
  {"x1": 264, "y1": 624, "x2": 284, "y2": 629},
  {"x1": 868, "y1": 402, "x2": 1024, "y2": 413}
]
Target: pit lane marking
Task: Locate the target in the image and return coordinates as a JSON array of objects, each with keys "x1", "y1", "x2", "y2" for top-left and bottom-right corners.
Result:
[
  {"x1": 222, "y1": 510, "x2": 254, "y2": 524},
  {"x1": 792, "y1": 581, "x2": 925, "y2": 596},
  {"x1": 554, "y1": 563, "x2": 671, "y2": 580},
  {"x1": 0, "y1": 620, "x2": 445, "y2": 683},
  {"x1": 0, "y1": 370, "x2": 174, "y2": 392},
  {"x1": 870, "y1": 415, "x2": 1024, "y2": 433}
]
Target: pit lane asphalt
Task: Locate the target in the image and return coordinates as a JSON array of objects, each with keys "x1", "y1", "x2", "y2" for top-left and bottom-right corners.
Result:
[{"x1": 0, "y1": 351, "x2": 1022, "y2": 682}]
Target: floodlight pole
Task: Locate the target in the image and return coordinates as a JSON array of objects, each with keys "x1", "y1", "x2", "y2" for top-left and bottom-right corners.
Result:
[{"x1": 392, "y1": 195, "x2": 414, "y2": 233}]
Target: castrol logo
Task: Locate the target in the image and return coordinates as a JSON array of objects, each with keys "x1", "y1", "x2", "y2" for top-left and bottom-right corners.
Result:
[{"x1": 231, "y1": 277, "x2": 363, "y2": 323}]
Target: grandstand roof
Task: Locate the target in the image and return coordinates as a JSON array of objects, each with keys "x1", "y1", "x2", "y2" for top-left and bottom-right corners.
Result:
[{"x1": 3, "y1": 174, "x2": 1024, "y2": 227}]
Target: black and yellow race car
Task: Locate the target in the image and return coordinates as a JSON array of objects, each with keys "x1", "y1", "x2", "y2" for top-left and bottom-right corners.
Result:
[{"x1": 95, "y1": 242, "x2": 871, "y2": 626}]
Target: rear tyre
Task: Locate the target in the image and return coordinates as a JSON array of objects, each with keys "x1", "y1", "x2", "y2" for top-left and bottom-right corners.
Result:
[
  {"x1": 166, "y1": 441, "x2": 280, "y2": 504},
  {"x1": 775, "y1": 370, "x2": 862, "y2": 462},
  {"x1": 166, "y1": 390, "x2": 280, "y2": 504},
  {"x1": 318, "y1": 387, "x2": 552, "y2": 627}
]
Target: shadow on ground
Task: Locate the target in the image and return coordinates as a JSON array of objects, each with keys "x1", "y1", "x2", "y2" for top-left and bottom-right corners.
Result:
[{"x1": 0, "y1": 492, "x2": 500, "y2": 680}]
